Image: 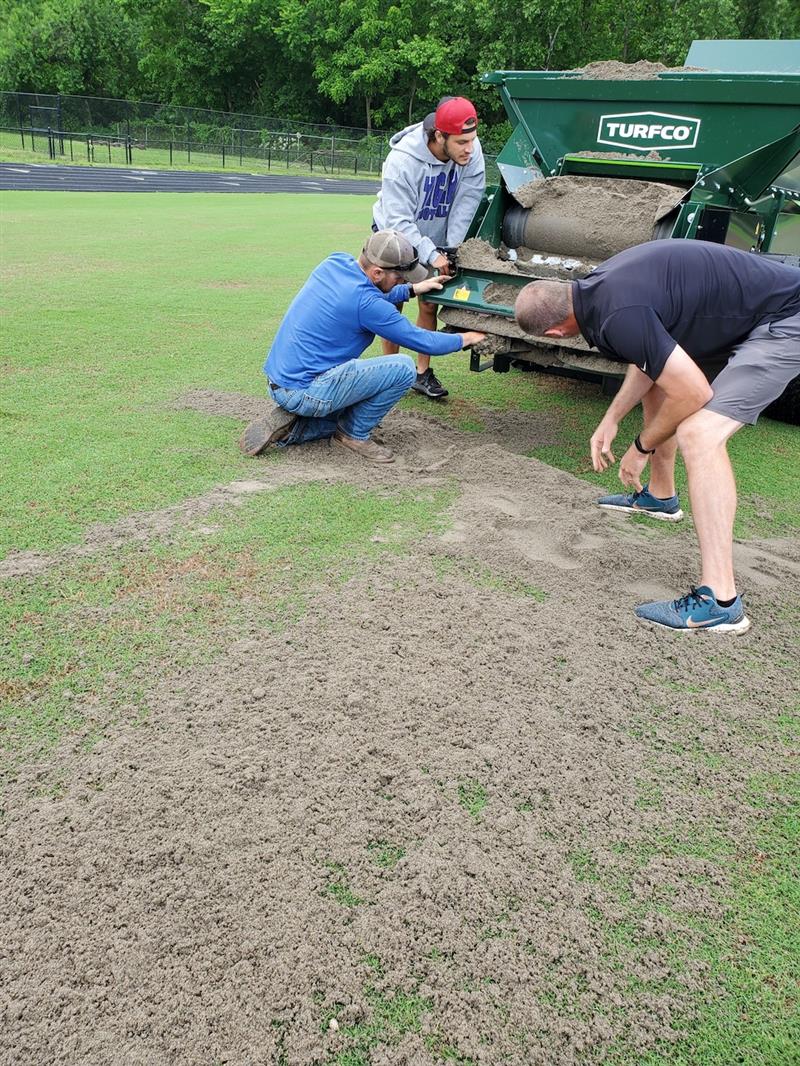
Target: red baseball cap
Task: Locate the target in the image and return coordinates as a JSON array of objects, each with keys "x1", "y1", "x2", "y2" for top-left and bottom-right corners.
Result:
[{"x1": 434, "y1": 97, "x2": 478, "y2": 135}]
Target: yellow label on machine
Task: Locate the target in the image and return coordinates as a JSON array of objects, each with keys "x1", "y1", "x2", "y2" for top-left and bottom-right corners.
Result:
[{"x1": 453, "y1": 287, "x2": 471, "y2": 302}]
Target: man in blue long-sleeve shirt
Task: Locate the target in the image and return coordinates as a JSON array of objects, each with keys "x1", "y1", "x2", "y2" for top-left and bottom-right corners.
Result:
[{"x1": 240, "y1": 230, "x2": 485, "y2": 463}]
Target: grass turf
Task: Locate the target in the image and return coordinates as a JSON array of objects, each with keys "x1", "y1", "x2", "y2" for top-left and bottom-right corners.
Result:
[{"x1": 2, "y1": 191, "x2": 799, "y2": 1063}]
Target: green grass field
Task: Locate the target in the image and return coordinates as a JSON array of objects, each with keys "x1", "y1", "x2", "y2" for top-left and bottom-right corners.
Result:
[
  {"x1": 2, "y1": 191, "x2": 798, "y2": 1063},
  {"x1": 2, "y1": 192, "x2": 798, "y2": 559}
]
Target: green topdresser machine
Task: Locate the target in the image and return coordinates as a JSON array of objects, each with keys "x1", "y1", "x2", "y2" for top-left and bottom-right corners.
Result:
[{"x1": 430, "y1": 39, "x2": 800, "y2": 420}]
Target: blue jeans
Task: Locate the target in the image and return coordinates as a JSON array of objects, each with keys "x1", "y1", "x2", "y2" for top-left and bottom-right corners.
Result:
[{"x1": 272, "y1": 355, "x2": 416, "y2": 445}]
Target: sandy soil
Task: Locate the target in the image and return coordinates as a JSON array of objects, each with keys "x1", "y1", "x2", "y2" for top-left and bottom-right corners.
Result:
[
  {"x1": 459, "y1": 240, "x2": 597, "y2": 281},
  {"x1": 574, "y1": 150, "x2": 664, "y2": 161},
  {"x1": 510, "y1": 177, "x2": 680, "y2": 260},
  {"x1": 2, "y1": 394, "x2": 798, "y2": 1065},
  {"x1": 568, "y1": 61, "x2": 705, "y2": 80}
]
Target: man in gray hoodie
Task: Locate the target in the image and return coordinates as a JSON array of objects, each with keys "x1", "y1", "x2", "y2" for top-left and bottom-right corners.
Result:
[{"x1": 373, "y1": 96, "x2": 486, "y2": 399}]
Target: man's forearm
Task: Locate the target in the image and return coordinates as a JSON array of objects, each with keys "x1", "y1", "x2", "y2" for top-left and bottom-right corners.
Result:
[{"x1": 605, "y1": 364, "x2": 654, "y2": 422}]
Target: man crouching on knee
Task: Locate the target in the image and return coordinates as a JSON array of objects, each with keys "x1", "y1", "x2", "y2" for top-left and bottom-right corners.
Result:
[{"x1": 240, "y1": 230, "x2": 485, "y2": 464}]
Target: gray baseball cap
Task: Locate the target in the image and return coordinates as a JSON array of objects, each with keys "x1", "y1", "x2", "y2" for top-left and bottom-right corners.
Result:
[{"x1": 363, "y1": 230, "x2": 429, "y2": 283}]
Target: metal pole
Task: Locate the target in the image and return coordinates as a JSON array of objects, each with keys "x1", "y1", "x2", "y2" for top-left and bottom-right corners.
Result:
[
  {"x1": 86, "y1": 135, "x2": 90, "y2": 162},
  {"x1": 56, "y1": 93, "x2": 63, "y2": 154},
  {"x1": 222, "y1": 142, "x2": 225, "y2": 168},
  {"x1": 187, "y1": 137, "x2": 190, "y2": 164},
  {"x1": 20, "y1": 127, "x2": 25, "y2": 149},
  {"x1": 69, "y1": 136, "x2": 73, "y2": 161},
  {"x1": 239, "y1": 127, "x2": 243, "y2": 166},
  {"x1": 170, "y1": 140, "x2": 173, "y2": 165},
  {"x1": 107, "y1": 140, "x2": 111, "y2": 163}
]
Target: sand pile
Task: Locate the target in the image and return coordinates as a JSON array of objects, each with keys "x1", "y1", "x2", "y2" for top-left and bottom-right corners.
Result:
[
  {"x1": 510, "y1": 176, "x2": 680, "y2": 259},
  {"x1": 568, "y1": 60, "x2": 705, "y2": 80}
]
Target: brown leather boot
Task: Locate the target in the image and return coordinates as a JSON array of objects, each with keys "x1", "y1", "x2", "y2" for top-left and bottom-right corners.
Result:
[
  {"x1": 332, "y1": 429, "x2": 395, "y2": 463},
  {"x1": 239, "y1": 400, "x2": 297, "y2": 456}
]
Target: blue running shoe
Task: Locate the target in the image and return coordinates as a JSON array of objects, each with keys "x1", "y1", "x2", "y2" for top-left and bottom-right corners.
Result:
[
  {"x1": 598, "y1": 483, "x2": 683, "y2": 522},
  {"x1": 635, "y1": 585, "x2": 750, "y2": 634}
]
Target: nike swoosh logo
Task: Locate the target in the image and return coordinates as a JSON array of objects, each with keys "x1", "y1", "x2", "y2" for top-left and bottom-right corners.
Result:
[{"x1": 686, "y1": 616, "x2": 717, "y2": 628}]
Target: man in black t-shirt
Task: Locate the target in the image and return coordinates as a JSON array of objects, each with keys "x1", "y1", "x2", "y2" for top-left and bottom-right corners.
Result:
[{"x1": 515, "y1": 240, "x2": 800, "y2": 634}]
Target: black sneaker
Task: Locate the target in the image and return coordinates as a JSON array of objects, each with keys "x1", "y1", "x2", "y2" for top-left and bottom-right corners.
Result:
[{"x1": 411, "y1": 368, "x2": 449, "y2": 399}]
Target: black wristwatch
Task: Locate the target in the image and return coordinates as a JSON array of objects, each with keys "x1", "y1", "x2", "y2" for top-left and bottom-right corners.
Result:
[
  {"x1": 634, "y1": 433, "x2": 656, "y2": 455},
  {"x1": 409, "y1": 283, "x2": 416, "y2": 298}
]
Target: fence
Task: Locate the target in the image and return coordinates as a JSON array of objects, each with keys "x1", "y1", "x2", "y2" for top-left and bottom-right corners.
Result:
[
  {"x1": 0, "y1": 90, "x2": 501, "y2": 182},
  {"x1": 0, "y1": 91, "x2": 390, "y2": 175},
  {"x1": 2, "y1": 125, "x2": 389, "y2": 176}
]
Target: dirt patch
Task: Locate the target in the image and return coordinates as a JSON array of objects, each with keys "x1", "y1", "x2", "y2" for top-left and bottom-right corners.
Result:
[
  {"x1": 2, "y1": 404, "x2": 797, "y2": 1064},
  {"x1": 568, "y1": 60, "x2": 705, "y2": 80},
  {"x1": 511, "y1": 176, "x2": 680, "y2": 259},
  {"x1": 0, "y1": 400, "x2": 559, "y2": 581},
  {"x1": 173, "y1": 387, "x2": 268, "y2": 422}
]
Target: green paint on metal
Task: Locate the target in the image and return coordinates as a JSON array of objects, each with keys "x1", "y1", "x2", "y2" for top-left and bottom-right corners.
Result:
[
  {"x1": 481, "y1": 70, "x2": 800, "y2": 177},
  {"x1": 686, "y1": 39, "x2": 800, "y2": 74}
]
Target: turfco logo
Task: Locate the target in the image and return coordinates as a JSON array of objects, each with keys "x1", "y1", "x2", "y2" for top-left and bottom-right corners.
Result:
[{"x1": 597, "y1": 111, "x2": 701, "y2": 151}]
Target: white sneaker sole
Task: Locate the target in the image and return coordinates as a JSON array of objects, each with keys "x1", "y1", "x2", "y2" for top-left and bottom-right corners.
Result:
[
  {"x1": 636, "y1": 615, "x2": 751, "y2": 635},
  {"x1": 599, "y1": 503, "x2": 684, "y2": 522}
]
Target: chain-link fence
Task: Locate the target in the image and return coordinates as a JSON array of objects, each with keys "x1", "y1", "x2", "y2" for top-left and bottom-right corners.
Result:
[
  {"x1": 0, "y1": 90, "x2": 501, "y2": 182},
  {"x1": 0, "y1": 91, "x2": 391, "y2": 175}
]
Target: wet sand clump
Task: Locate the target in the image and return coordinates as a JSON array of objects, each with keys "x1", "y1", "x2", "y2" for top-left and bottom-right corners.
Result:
[{"x1": 484, "y1": 282, "x2": 525, "y2": 308}]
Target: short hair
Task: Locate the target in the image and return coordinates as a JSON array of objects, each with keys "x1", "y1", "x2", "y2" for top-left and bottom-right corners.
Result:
[{"x1": 515, "y1": 280, "x2": 571, "y2": 336}]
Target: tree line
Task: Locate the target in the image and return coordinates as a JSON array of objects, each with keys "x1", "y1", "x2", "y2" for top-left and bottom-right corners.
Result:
[{"x1": 1, "y1": 0, "x2": 797, "y2": 135}]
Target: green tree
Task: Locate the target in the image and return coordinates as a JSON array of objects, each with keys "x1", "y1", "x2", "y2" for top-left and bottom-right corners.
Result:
[
  {"x1": 279, "y1": 0, "x2": 418, "y2": 131},
  {"x1": 0, "y1": 0, "x2": 142, "y2": 96}
]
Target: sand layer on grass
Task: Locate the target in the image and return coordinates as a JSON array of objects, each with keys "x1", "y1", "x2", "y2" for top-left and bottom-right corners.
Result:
[{"x1": 2, "y1": 398, "x2": 798, "y2": 1065}]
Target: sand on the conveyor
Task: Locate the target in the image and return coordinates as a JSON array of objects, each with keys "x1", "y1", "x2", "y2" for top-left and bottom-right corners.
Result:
[
  {"x1": 510, "y1": 176, "x2": 681, "y2": 259},
  {"x1": 458, "y1": 238, "x2": 598, "y2": 280}
]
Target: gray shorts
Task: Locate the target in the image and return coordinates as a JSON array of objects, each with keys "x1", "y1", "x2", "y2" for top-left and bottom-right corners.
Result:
[{"x1": 705, "y1": 309, "x2": 800, "y2": 425}]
